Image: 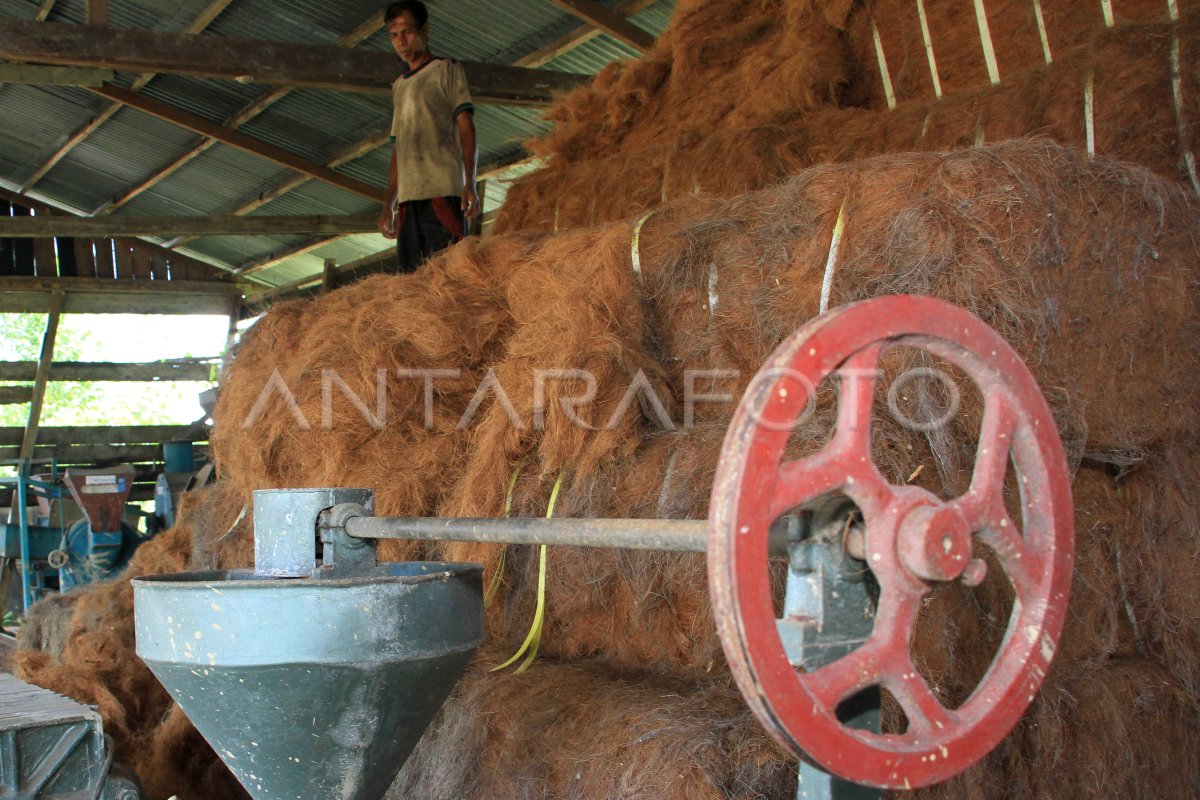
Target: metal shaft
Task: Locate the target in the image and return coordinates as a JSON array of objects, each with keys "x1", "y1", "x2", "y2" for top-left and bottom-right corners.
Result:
[{"x1": 343, "y1": 516, "x2": 711, "y2": 553}]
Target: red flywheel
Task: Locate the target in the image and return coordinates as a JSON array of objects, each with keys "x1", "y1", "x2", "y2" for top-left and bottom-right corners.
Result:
[{"x1": 708, "y1": 295, "x2": 1074, "y2": 789}]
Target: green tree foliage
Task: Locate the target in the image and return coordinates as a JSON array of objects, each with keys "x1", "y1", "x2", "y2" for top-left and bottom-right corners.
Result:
[{"x1": 0, "y1": 314, "x2": 99, "y2": 428}]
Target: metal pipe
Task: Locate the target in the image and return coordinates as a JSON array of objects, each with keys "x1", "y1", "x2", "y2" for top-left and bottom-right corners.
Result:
[{"x1": 343, "y1": 516, "x2": 711, "y2": 553}]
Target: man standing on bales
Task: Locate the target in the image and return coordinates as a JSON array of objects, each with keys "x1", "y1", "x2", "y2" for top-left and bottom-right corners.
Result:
[{"x1": 378, "y1": 1, "x2": 481, "y2": 272}]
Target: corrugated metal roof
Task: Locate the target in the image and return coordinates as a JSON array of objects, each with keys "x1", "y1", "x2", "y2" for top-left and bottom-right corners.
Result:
[{"x1": 0, "y1": 0, "x2": 677, "y2": 284}]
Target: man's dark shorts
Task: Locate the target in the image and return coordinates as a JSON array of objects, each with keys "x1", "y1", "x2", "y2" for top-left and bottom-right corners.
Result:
[{"x1": 395, "y1": 196, "x2": 464, "y2": 273}]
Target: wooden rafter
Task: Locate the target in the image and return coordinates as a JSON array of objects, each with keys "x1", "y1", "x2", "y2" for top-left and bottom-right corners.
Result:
[
  {"x1": 94, "y1": 9, "x2": 386, "y2": 217},
  {"x1": 516, "y1": 0, "x2": 659, "y2": 67},
  {"x1": 237, "y1": 235, "x2": 354, "y2": 277},
  {"x1": 230, "y1": 151, "x2": 533, "y2": 279},
  {"x1": 90, "y1": 85, "x2": 386, "y2": 202},
  {"x1": 0, "y1": 213, "x2": 379, "y2": 237},
  {"x1": 162, "y1": 132, "x2": 391, "y2": 250},
  {"x1": 543, "y1": 0, "x2": 655, "y2": 52},
  {"x1": 0, "y1": 20, "x2": 589, "y2": 102},
  {"x1": 17, "y1": 0, "x2": 235, "y2": 193},
  {"x1": 35, "y1": 0, "x2": 58, "y2": 21},
  {"x1": 84, "y1": 0, "x2": 107, "y2": 26}
]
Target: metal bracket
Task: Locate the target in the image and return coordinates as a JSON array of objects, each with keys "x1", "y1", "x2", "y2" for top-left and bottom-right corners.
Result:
[
  {"x1": 779, "y1": 505, "x2": 882, "y2": 800},
  {"x1": 316, "y1": 502, "x2": 376, "y2": 578},
  {"x1": 251, "y1": 488, "x2": 374, "y2": 577}
]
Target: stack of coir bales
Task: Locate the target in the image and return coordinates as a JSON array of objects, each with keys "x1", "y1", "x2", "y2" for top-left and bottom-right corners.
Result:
[
  {"x1": 499, "y1": 0, "x2": 1200, "y2": 232},
  {"x1": 16, "y1": 141, "x2": 1200, "y2": 800},
  {"x1": 12, "y1": 1, "x2": 1200, "y2": 799}
]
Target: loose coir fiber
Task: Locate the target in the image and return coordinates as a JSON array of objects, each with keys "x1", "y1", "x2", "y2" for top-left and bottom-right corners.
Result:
[{"x1": 15, "y1": 140, "x2": 1199, "y2": 799}]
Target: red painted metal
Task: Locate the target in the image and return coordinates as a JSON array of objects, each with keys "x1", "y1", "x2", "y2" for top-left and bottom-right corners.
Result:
[{"x1": 708, "y1": 295, "x2": 1075, "y2": 789}]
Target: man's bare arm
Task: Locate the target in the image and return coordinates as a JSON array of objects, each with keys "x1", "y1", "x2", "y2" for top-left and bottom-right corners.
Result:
[
  {"x1": 457, "y1": 110, "x2": 480, "y2": 221},
  {"x1": 379, "y1": 147, "x2": 399, "y2": 238}
]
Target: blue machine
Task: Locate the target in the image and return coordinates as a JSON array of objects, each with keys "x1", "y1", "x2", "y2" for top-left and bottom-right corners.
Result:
[{"x1": 1, "y1": 460, "x2": 144, "y2": 616}]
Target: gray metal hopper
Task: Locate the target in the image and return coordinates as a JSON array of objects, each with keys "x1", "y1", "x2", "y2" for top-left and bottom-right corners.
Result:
[{"x1": 133, "y1": 562, "x2": 482, "y2": 800}]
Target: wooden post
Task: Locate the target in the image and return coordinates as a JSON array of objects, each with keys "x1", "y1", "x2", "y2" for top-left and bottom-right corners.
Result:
[
  {"x1": 19, "y1": 290, "x2": 65, "y2": 461},
  {"x1": 321, "y1": 257, "x2": 337, "y2": 294},
  {"x1": 84, "y1": 0, "x2": 107, "y2": 25}
]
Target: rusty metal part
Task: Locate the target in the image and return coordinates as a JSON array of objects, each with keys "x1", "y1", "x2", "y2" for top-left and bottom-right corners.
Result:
[
  {"x1": 62, "y1": 465, "x2": 135, "y2": 533},
  {"x1": 707, "y1": 295, "x2": 1075, "y2": 790}
]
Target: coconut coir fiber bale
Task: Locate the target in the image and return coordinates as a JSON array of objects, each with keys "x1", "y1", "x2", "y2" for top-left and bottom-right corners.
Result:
[
  {"x1": 847, "y1": 0, "x2": 1175, "y2": 108},
  {"x1": 15, "y1": 142, "x2": 1200, "y2": 798},
  {"x1": 389, "y1": 645, "x2": 794, "y2": 800},
  {"x1": 533, "y1": 0, "x2": 851, "y2": 165},
  {"x1": 498, "y1": 12, "x2": 1200, "y2": 234}
]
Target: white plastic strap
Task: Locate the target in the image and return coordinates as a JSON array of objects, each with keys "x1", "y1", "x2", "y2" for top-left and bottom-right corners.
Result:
[
  {"x1": 707, "y1": 262, "x2": 719, "y2": 316},
  {"x1": 916, "y1": 0, "x2": 943, "y2": 98},
  {"x1": 1101, "y1": 0, "x2": 1114, "y2": 27},
  {"x1": 820, "y1": 203, "x2": 847, "y2": 314},
  {"x1": 1084, "y1": 70, "x2": 1096, "y2": 158},
  {"x1": 1168, "y1": 13, "x2": 1200, "y2": 196},
  {"x1": 871, "y1": 16, "x2": 897, "y2": 110},
  {"x1": 972, "y1": 0, "x2": 1001, "y2": 85},
  {"x1": 630, "y1": 210, "x2": 656, "y2": 288},
  {"x1": 1032, "y1": 0, "x2": 1052, "y2": 63}
]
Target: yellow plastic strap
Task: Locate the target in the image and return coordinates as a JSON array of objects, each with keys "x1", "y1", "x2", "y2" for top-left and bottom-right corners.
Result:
[
  {"x1": 483, "y1": 459, "x2": 529, "y2": 608},
  {"x1": 1101, "y1": 0, "x2": 1114, "y2": 27},
  {"x1": 918, "y1": 110, "x2": 933, "y2": 144},
  {"x1": 491, "y1": 469, "x2": 566, "y2": 673},
  {"x1": 1168, "y1": 0, "x2": 1179, "y2": 21},
  {"x1": 630, "y1": 210, "x2": 656, "y2": 288},
  {"x1": 819, "y1": 202, "x2": 847, "y2": 314},
  {"x1": 916, "y1": 0, "x2": 943, "y2": 98},
  {"x1": 973, "y1": 0, "x2": 1001, "y2": 85},
  {"x1": 1084, "y1": 70, "x2": 1096, "y2": 158},
  {"x1": 870, "y1": 16, "x2": 897, "y2": 110},
  {"x1": 1032, "y1": 0, "x2": 1052, "y2": 63}
]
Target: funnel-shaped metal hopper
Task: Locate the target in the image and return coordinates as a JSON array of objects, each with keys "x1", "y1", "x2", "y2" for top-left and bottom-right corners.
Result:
[{"x1": 133, "y1": 562, "x2": 482, "y2": 800}]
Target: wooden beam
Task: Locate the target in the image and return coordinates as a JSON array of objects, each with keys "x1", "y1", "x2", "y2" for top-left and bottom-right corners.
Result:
[
  {"x1": 237, "y1": 235, "x2": 354, "y2": 276},
  {"x1": 95, "y1": 138, "x2": 215, "y2": 215},
  {"x1": 95, "y1": 8, "x2": 382, "y2": 217},
  {"x1": 0, "y1": 425, "x2": 205, "y2": 448},
  {"x1": 19, "y1": 108, "x2": 119, "y2": 193},
  {"x1": 35, "y1": 0, "x2": 58, "y2": 22},
  {"x1": 245, "y1": 246, "x2": 395, "y2": 309},
  {"x1": 90, "y1": 84, "x2": 385, "y2": 202},
  {"x1": 0, "y1": 387, "x2": 33, "y2": 405},
  {"x1": 0, "y1": 20, "x2": 590, "y2": 104},
  {"x1": 0, "y1": 213, "x2": 380, "y2": 237},
  {"x1": 543, "y1": 0, "x2": 654, "y2": 52},
  {"x1": 17, "y1": 0, "x2": 238, "y2": 194},
  {"x1": 0, "y1": 277, "x2": 241, "y2": 315},
  {"x1": 163, "y1": 132, "x2": 391, "y2": 250},
  {"x1": 0, "y1": 360, "x2": 216, "y2": 382},
  {"x1": 0, "y1": 444, "x2": 165, "y2": 464},
  {"x1": 84, "y1": 0, "x2": 108, "y2": 26},
  {"x1": 19, "y1": 291, "x2": 63, "y2": 460},
  {"x1": 517, "y1": 0, "x2": 658, "y2": 67},
  {"x1": 0, "y1": 65, "x2": 113, "y2": 86}
]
